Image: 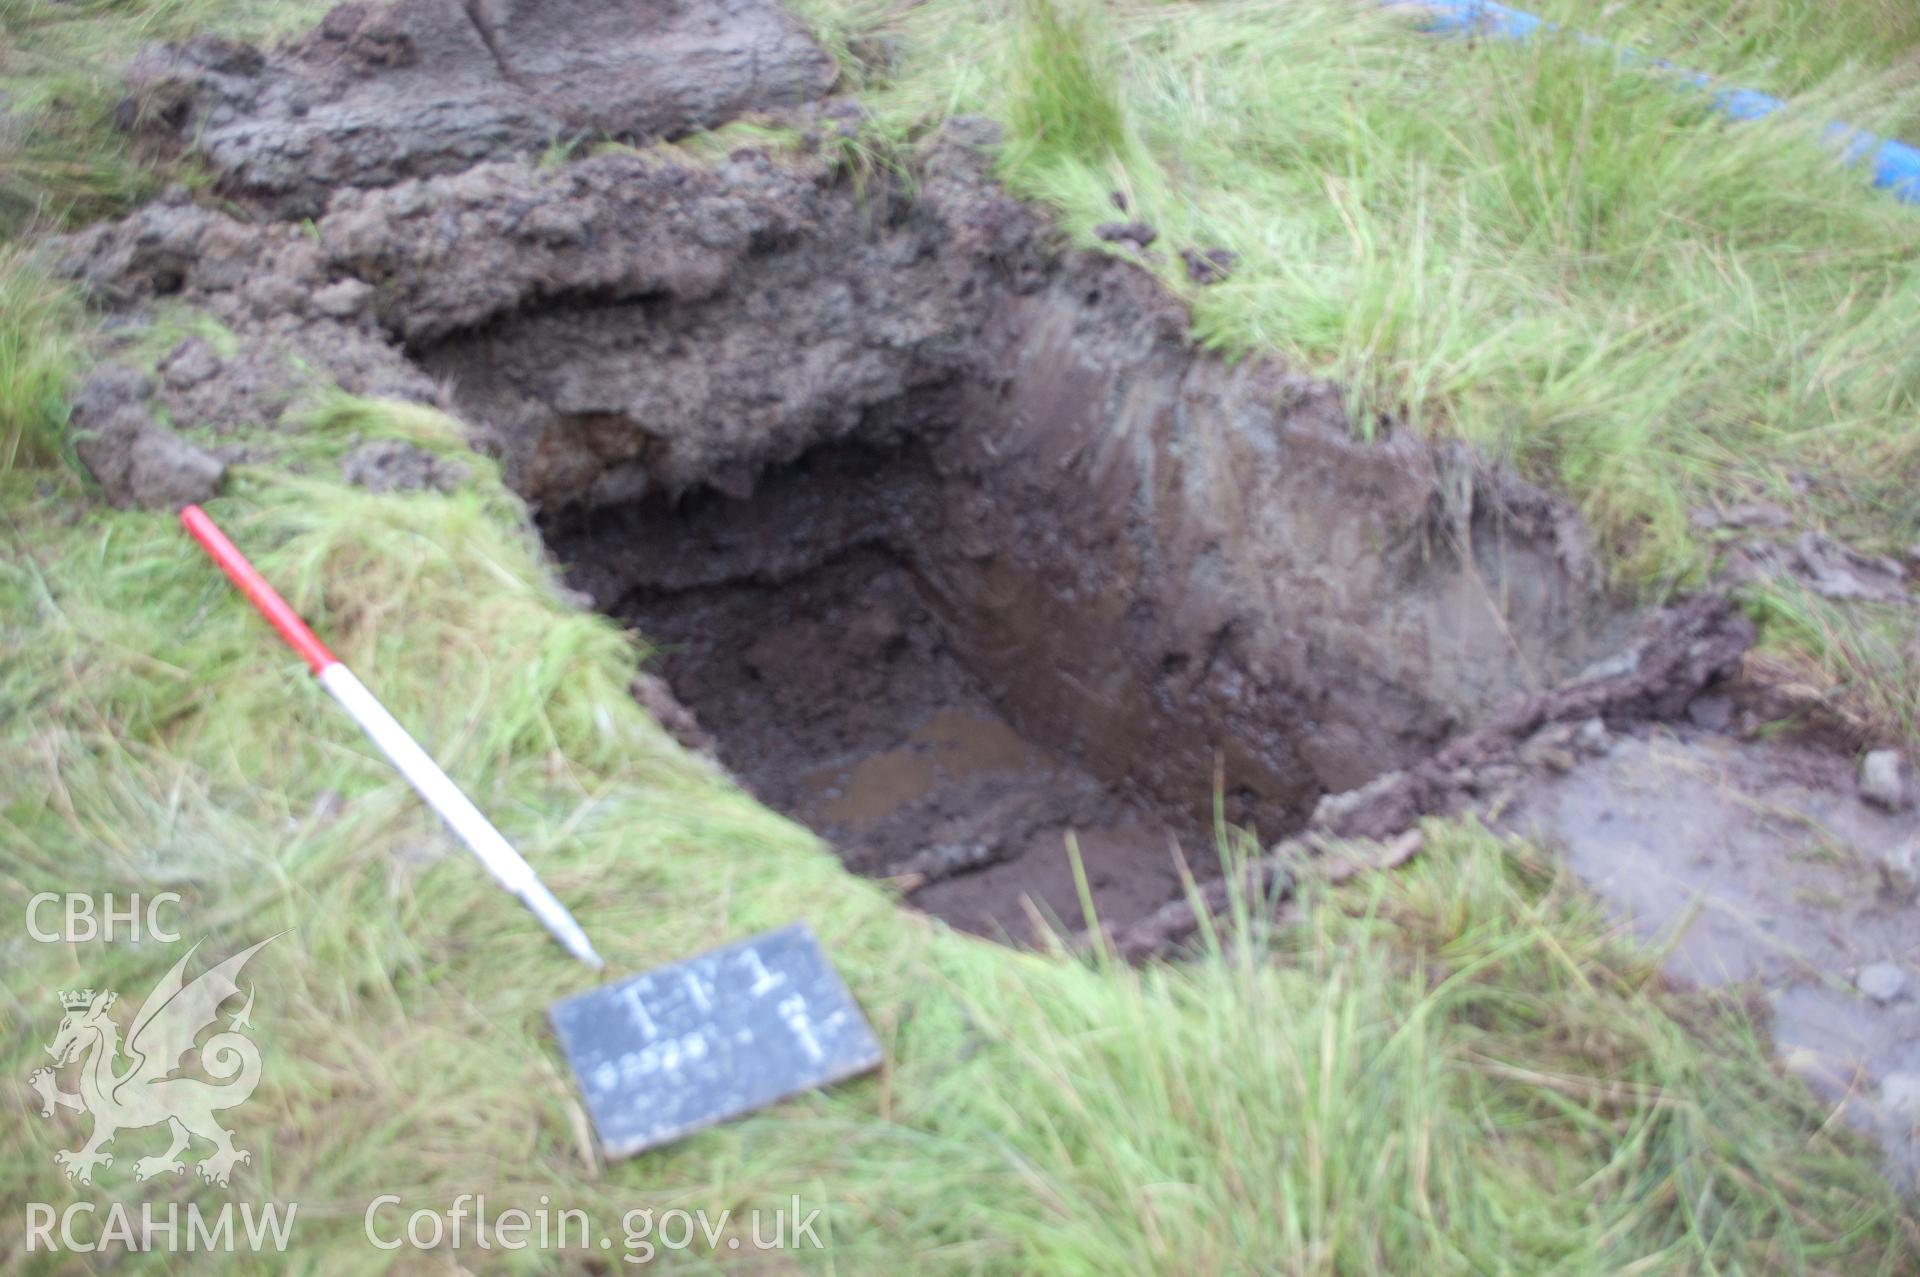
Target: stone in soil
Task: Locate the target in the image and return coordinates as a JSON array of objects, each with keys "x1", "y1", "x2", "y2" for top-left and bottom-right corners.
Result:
[
  {"x1": 1858, "y1": 963, "x2": 1908, "y2": 1005},
  {"x1": 1883, "y1": 1072, "x2": 1920, "y2": 1122},
  {"x1": 160, "y1": 336, "x2": 220, "y2": 389},
  {"x1": 1860, "y1": 749, "x2": 1909, "y2": 811},
  {"x1": 1883, "y1": 836, "x2": 1920, "y2": 904}
]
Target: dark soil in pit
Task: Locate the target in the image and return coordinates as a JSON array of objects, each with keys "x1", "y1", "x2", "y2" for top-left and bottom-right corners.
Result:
[
  {"x1": 627, "y1": 544, "x2": 1190, "y2": 941},
  {"x1": 549, "y1": 441, "x2": 1208, "y2": 943},
  {"x1": 59, "y1": 20, "x2": 1631, "y2": 947}
]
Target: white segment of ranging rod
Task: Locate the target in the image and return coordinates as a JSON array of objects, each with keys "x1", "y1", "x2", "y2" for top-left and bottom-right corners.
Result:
[
  {"x1": 179, "y1": 503, "x2": 603, "y2": 971},
  {"x1": 317, "y1": 665, "x2": 604, "y2": 970}
]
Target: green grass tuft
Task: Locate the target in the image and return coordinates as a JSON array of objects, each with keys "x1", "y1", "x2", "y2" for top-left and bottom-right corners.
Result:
[
  {"x1": 1004, "y1": 0, "x2": 1132, "y2": 171},
  {"x1": 0, "y1": 0, "x2": 336, "y2": 234},
  {"x1": 0, "y1": 253, "x2": 84, "y2": 474},
  {"x1": 1741, "y1": 578, "x2": 1920, "y2": 740}
]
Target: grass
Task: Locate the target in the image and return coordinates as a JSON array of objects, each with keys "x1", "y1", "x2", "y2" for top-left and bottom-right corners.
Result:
[
  {"x1": 1003, "y1": 0, "x2": 1131, "y2": 170},
  {"x1": 0, "y1": 253, "x2": 80, "y2": 471},
  {"x1": 784, "y1": 0, "x2": 1920, "y2": 734},
  {"x1": 820, "y1": 0, "x2": 1920, "y2": 588},
  {"x1": 3, "y1": 0, "x2": 1920, "y2": 1269},
  {"x1": 0, "y1": 0, "x2": 335, "y2": 235},
  {"x1": 1516, "y1": 0, "x2": 1920, "y2": 132},
  {"x1": 1740, "y1": 578, "x2": 1920, "y2": 741},
  {"x1": 2, "y1": 423, "x2": 1912, "y2": 1269}
]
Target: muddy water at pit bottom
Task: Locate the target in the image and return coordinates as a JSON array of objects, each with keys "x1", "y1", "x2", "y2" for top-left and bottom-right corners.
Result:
[
  {"x1": 619, "y1": 550, "x2": 1212, "y2": 941},
  {"x1": 792, "y1": 708, "x2": 1186, "y2": 942}
]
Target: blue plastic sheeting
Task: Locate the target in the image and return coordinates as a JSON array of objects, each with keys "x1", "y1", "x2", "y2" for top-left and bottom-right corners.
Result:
[
  {"x1": 1407, "y1": 0, "x2": 1920, "y2": 204},
  {"x1": 1418, "y1": 0, "x2": 1543, "y2": 39}
]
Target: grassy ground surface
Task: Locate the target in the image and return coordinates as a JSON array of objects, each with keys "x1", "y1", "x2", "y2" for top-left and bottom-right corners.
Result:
[
  {"x1": 801, "y1": 0, "x2": 1920, "y2": 736},
  {"x1": 4, "y1": 441, "x2": 1913, "y2": 1271},
  {"x1": 4, "y1": 0, "x2": 1920, "y2": 1271}
]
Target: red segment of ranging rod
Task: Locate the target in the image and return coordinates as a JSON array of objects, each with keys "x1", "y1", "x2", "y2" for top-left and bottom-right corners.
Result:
[
  {"x1": 180, "y1": 504, "x2": 337, "y2": 675},
  {"x1": 177, "y1": 503, "x2": 604, "y2": 970}
]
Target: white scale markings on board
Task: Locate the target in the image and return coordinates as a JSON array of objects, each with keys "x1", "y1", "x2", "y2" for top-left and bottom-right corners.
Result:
[
  {"x1": 593, "y1": 1030, "x2": 711, "y2": 1092},
  {"x1": 621, "y1": 980, "x2": 658, "y2": 1039},
  {"x1": 592, "y1": 943, "x2": 843, "y2": 1087},
  {"x1": 778, "y1": 994, "x2": 822, "y2": 1062},
  {"x1": 739, "y1": 947, "x2": 787, "y2": 997},
  {"x1": 683, "y1": 969, "x2": 714, "y2": 1011}
]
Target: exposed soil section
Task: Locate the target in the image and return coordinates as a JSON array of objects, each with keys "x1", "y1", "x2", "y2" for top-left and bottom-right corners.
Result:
[
  {"x1": 51, "y1": 0, "x2": 1920, "y2": 1181},
  {"x1": 623, "y1": 538, "x2": 1186, "y2": 940},
  {"x1": 540, "y1": 437, "x2": 1209, "y2": 939},
  {"x1": 51, "y1": 0, "x2": 1634, "y2": 939},
  {"x1": 122, "y1": 0, "x2": 836, "y2": 217},
  {"x1": 537, "y1": 343, "x2": 1620, "y2": 940}
]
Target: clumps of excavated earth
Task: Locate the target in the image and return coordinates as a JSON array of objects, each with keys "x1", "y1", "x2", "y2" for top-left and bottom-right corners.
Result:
[{"x1": 45, "y1": 0, "x2": 1920, "y2": 1182}]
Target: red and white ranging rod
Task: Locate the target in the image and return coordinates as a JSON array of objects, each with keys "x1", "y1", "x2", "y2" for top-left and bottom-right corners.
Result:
[{"x1": 179, "y1": 504, "x2": 604, "y2": 970}]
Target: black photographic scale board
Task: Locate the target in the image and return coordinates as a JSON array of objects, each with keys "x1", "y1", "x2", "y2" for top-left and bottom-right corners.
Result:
[{"x1": 548, "y1": 923, "x2": 884, "y2": 1159}]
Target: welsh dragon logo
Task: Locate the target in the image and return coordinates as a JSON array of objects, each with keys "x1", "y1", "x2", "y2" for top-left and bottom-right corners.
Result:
[{"x1": 26, "y1": 937, "x2": 277, "y2": 1187}]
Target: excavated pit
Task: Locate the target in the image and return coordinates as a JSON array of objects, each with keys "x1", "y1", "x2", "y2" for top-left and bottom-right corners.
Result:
[
  {"x1": 59, "y1": 0, "x2": 1629, "y2": 939},
  {"x1": 52, "y1": 95, "x2": 1633, "y2": 942},
  {"x1": 510, "y1": 267, "x2": 1631, "y2": 939},
  {"x1": 56, "y1": 0, "x2": 1920, "y2": 1180},
  {"x1": 545, "y1": 440, "x2": 1207, "y2": 940},
  {"x1": 375, "y1": 138, "x2": 1629, "y2": 943}
]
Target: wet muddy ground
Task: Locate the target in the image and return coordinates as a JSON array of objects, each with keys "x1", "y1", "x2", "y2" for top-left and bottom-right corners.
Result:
[
  {"x1": 624, "y1": 545, "x2": 1190, "y2": 942},
  {"x1": 541, "y1": 436, "x2": 1221, "y2": 941},
  {"x1": 1505, "y1": 730, "x2": 1920, "y2": 1183}
]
